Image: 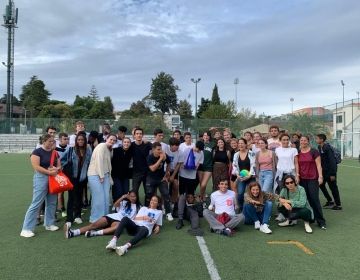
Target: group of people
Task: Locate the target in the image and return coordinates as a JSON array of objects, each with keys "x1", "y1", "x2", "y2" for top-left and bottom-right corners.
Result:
[{"x1": 19, "y1": 122, "x2": 342, "y2": 256}]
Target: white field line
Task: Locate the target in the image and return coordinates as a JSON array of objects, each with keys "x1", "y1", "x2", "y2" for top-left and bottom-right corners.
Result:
[
  {"x1": 196, "y1": 236, "x2": 221, "y2": 280},
  {"x1": 339, "y1": 164, "x2": 360, "y2": 169}
]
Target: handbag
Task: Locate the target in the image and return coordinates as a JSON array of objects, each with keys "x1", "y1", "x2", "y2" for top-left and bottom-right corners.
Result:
[
  {"x1": 184, "y1": 149, "x2": 196, "y2": 170},
  {"x1": 48, "y1": 150, "x2": 74, "y2": 194}
]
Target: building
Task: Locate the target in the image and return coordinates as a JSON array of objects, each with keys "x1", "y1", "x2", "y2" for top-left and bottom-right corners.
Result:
[
  {"x1": 0, "y1": 104, "x2": 24, "y2": 119},
  {"x1": 163, "y1": 114, "x2": 183, "y2": 131},
  {"x1": 332, "y1": 103, "x2": 360, "y2": 139}
]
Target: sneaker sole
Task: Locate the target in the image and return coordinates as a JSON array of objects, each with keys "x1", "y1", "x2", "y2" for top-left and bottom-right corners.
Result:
[{"x1": 64, "y1": 223, "x2": 70, "y2": 239}]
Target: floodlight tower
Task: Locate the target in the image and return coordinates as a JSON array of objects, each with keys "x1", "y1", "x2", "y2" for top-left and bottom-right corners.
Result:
[{"x1": 2, "y1": 0, "x2": 18, "y2": 124}]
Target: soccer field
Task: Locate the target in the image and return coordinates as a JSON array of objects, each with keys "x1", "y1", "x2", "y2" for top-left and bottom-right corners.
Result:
[{"x1": 0, "y1": 154, "x2": 359, "y2": 280}]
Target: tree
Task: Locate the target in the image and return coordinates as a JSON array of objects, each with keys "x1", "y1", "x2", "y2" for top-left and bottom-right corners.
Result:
[
  {"x1": 201, "y1": 101, "x2": 236, "y2": 119},
  {"x1": 0, "y1": 94, "x2": 21, "y2": 106},
  {"x1": 197, "y1": 98, "x2": 211, "y2": 118},
  {"x1": 211, "y1": 84, "x2": 220, "y2": 105},
  {"x1": 149, "y1": 72, "x2": 179, "y2": 114},
  {"x1": 88, "y1": 85, "x2": 99, "y2": 101},
  {"x1": 121, "y1": 100, "x2": 151, "y2": 118},
  {"x1": 19, "y1": 76, "x2": 51, "y2": 117},
  {"x1": 177, "y1": 99, "x2": 192, "y2": 119},
  {"x1": 286, "y1": 113, "x2": 328, "y2": 135},
  {"x1": 38, "y1": 103, "x2": 73, "y2": 118}
]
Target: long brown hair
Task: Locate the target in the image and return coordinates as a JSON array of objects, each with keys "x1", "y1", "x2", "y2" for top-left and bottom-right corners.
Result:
[
  {"x1": 246, "y1": 181, "x2": 264, "y2": 205},
  {"x1": 74, "y1": 133, "x2": 87, "y2": 157}
]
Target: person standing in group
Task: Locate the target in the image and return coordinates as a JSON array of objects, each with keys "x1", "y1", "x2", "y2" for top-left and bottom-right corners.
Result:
[
  {"x1": 291, "y1": 133, "x2": 301, "y2": 152},
  {"x1": 251, "y1": 132, "x2": 262, "y2": 154},
  {"x1": 229, "y1": 137, "x2": 239, "y2": 193},
  {"x1": 179, "y1": 132, "x2": 194, "y2": 154},
  {"x1": 145, "y1": 142, "x2": 173, "y2": 221},
  {"x1": 267, "y1": 125, "x2": 281, "y2": 152},
  {"x1": 212, "y1": 138, "x2": 231, "y2": 191},
  {"x1": 20, "y1": 134, "x2": 60, "y2": 238},
  {"x1": 198, "y1": 131, "x2": 214, "y2": 201},
  {"x1": 165, "y1": 137, "x2": 181, "y2": 204},
  {"x1": 97, "y1": 123, "x2": 112, "y2": 144},
  {"x1": 255, "y1": 138, "x2": 276, "y2": 193},
  {"x1": 223, "y1": 129, "x2": 232, "y2": 150},
  {"x1": 88, "y1": 131, "x2": 99, "y2": 151},
  {"x1": 87, "y1": 134, "x2": 117, "y2": 223},
  {"x1": 131, "y1": 127, "x2": 152, "y2": 201},
  {"x1": 316, "y1": 134, "x2": 342, "y2": 210},
  {"x1": 152, "y1": 128, "x2": 168, "y2": 151},
  {"x1": 172, "y1": 129, "x2": 184, "y2": 143},
  {"x1": 69, "y1": 121, "x2": 89, "y2": 146},
  {"x1": 243, "y1": 131, "x2": 253, "y2": 150},
  {"x1": 232, "y1": 138, "x2": 256, "y2": 210},
  {"x1": 298, "y1": 135, "x2": 326, "y2": 229},
  {"x1": 113, "y1": 126, "x2": 128, "y2": 148},
  {"x1": 178, "y1": 141, "x2": 204, "y2": 195},
  {"x1": 62, "y1": 133, "x2": 92, "y2": 225},
  {"x1": 111, "y1": 137, "x2": 133, "y2": 203}
]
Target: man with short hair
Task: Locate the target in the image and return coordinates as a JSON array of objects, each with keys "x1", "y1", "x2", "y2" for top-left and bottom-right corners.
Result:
[
  {"x1": 203, "y1": 178, "x2": 244, "y2": 236},
  {"x1": 165, "y1": 137, "x2": 181, "y2": 203},
  {"x1": 267, "y1": 125, "x2": 281, "y2": 151},
  {"x1": 316, "y1": 134, "x2": 342, "y2": 210},
  {"x1": 69, "y1": 121, "x2": 89, "y2": 146},
  {"x1": 153, "y1": 128, "x2": 168, "y2": 151},
  {"x1": 98, "y1": 123, "x2": 112, "y2": 143},
  {"x1": 113, "y1": 126, "x2": 127, "y2": 148}
]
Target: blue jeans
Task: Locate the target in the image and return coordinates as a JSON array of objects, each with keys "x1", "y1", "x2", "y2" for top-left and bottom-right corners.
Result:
[
  {"x1": 112, "y1": 177, "x2": 130, "y2": 202},
  {"x1": 22, "y1": 172, "x2": 57, "y2": 231},
  {"x1": 259, "y1": 170, "x2": 274, "y2": 193},
  {"x1": 244, "y1": 200, "x2": 273, "y2": 225},
  {"x1": 88, "y1": 173, "x2": 111, "y2": 223},
  {"x1": 236, "y1": 178, "x2": 255, "y2": 210}
]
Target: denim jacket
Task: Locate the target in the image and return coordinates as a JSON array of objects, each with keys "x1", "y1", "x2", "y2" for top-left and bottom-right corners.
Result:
[{"x1": 61, "y1": 146, "x2": 92, "y2": 182}]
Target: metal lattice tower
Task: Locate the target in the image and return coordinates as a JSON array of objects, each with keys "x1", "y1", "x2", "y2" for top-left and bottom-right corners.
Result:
[{"x1": 2, "y1": 0, "x2": 18, "y2": 121}]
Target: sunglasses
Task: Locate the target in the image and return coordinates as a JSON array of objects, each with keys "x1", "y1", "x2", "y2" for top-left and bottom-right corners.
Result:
[{"x1": 285, "y1": 181, "x2": 294, "y2": 185}]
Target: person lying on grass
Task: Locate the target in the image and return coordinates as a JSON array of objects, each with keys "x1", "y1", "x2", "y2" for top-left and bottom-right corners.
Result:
[
  {"x1": 203, "y1": 177, "x2": 245, "y2": 237},
  {"x1": 105, "y1": 195, "x2": 163, "y2": 256},
  {"x1": 64, "y1": 191, "x2": 140, "y2": 239},
  {"x1": 243, "y1": 181, "x2": 277, "y2": 234}
]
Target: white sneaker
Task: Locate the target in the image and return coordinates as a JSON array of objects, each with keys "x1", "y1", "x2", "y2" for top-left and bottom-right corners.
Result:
[
  {"x1": 260, "y1": 224, "x2": 272, "y2": 234},
  {"x1": 116, "y1": 245, "x2": 128, "y2": 256},
  {"x1": 275, "y1": 213, "x2": 286, "y2": 222},
  {"x1": 61, "y1": 211, "x2": 67, "y2": 218},
  {"x1": 105, "y1": 239, "x2": 117, "y2": 250},
  {"x1": 278, "y1": 219, "x2": 294, "y2": 227},
  {"x1": 45, "y1": 225, "x2": 59, "y2": 231},
  {"x1": 166, "y1": 213, "x2": 174, "y2": 221},
  {"x1": 20, "y1": 230, "x2": 35, "y2": 238},
  {"x1": 304, "y1": 221, "x2": 313, "y2": 233},
  {"x1": 254, "y1": 221, "x2": 261, "y2": 230},
  {"x1": 74, "y1": 218, "x2": 83, "y2": 224}
]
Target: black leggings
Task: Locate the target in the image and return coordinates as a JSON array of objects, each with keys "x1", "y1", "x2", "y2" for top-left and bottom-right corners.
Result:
[{"x1": 114, "y1": 217, "x2": 149, "y2": 246}]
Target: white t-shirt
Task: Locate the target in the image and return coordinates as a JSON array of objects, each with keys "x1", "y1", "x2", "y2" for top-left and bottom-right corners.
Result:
[
  {"x1": 165, "y1": 145, "x2": 180, "y2": 171},
  {"x1": 106, "y1": 201, "x2": 137, "y2": 221},
  {"x1": 134, "y1": 207, "x2": 163, "y2": 236},
  {"x1": 179, "y1": 149, "x2": 204, "y2": 179},
  {"x1": 112, "y1": 139, "x2": 123, "y2": 149},
  {"x1": 275, "y1": 147, "x2": 298, "y2": 173},
  {"x1": 69, "y1": 132, "x2": 90, "y2": 146},
  {"x1": 179, "y1": 142, "x2": 194, "y2": 154},
  {"x1": 210, "y1": 190, "x2": 236, "y2": 216}
]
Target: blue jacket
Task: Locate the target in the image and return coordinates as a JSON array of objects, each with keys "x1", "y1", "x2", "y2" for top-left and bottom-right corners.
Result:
[{"x1": 61, "y1": 146, "x2": 92, "y2": 182}]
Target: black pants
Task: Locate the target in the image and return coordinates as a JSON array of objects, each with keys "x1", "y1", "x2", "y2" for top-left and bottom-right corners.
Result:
[
  {"x1": 177, "y1": 194, "x2": 200, "y2": 229},
  {"x1": 145, "y1": 179, "x2": 171, "y2": 214},
  {"x1": 132, "y1": 172, "x2": 147, "y2": 202},
  {"x1": 179, "y1": 176, "x2": 198, "y2": 195},
  {"x1": 300, "y1": 179, "x2": 326, "y2": 226},
  {"x1": 114, "y1": 217, "x2": 149, "y2": 246},
  {"x1": 278, "y1": 206, "x2": 312, "y2": 222},
  {"x1": 319, "y1": 176, "x2": 341, "y2": 206},
  {"x1": 112, "y1": 177, "x2": 130, "y2": 203},
  {"x1": 66, "y1": 179, "x2": 86, "y2": 222}
]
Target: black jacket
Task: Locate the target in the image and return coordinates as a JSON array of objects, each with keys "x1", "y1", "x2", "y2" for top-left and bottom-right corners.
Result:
[{"x1": 318, "y1": 143, "x2": 337, "y2": 177}]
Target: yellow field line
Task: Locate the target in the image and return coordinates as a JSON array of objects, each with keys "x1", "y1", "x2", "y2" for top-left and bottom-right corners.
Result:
[{"x1": 267, "y1": 240, "x2": 315, "y2": 255}]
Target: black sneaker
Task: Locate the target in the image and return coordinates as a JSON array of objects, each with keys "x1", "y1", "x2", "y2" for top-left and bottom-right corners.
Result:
[
  {"x1": 64, "y1": 222, "x2": 74, "y2": 239},
  {"x1": 319, "y1": 224, "x2": 327, "y2": 230},
  {"x1": 331, "y1": 205, "x2": 342, "y2": 210},
  {"x1": 221, "y1": 228, "x2": 232, "y2": 237},
  {"x1": 323, "y1": 201, "x2": 335, "y2": 208},
  {"x1": 85, "y1": 230, "x2": 96, "y2": 238},
  {"x1": 176, "y1": 219, "x2": 184, "y2": 230}
]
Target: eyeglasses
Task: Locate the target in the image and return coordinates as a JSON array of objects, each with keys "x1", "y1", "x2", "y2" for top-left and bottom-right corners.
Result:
[{"x1": 285, "y1": 181, "x2": 294, "y2": 185}]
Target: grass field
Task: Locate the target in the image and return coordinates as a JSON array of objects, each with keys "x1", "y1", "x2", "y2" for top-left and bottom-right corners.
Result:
[{"x1": 0, "y1": 154, "x2": 359, "y2": 280}]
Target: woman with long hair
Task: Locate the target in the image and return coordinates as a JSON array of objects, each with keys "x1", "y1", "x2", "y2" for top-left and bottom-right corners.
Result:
[
  {"x1": 255, "y1": 138, "x2": 276, "y2": 193},
  {"x1": 20, "y1": 134, "x2": 60, "y2": 238},
  {"x1": 198, "y1": 131, "x2": 214, "y2": 201},
  {"x1": 64, "y1": 191, "x2": 140, "y2": 238},
  {"x1": 212, "y1": 138, "x2": 231, "y2": 191},
  {"x1": 61, "y1": 133, "x2": 92, "y2": 225}
]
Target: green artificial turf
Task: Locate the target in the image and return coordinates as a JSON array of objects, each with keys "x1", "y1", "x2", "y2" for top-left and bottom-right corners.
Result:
[{"x1": 0, "y1": 154, "x2": 359, "y2": 280}]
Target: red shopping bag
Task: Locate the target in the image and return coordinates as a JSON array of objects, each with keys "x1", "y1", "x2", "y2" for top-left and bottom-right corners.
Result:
[{"x1": 48, "y1": 150, "x2": 73, "y2": 194}]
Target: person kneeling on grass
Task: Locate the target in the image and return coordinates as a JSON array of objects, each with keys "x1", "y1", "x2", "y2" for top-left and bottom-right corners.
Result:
[
  {"x1": 203, "y1": 177, "x2": 245, "y2": 237},
  {"x1": 277, "y1": 175, "x2": 314, "y2": 233},
  {"x1": 105, "y1": 195, "x2": 163, "y2": 256},
  {"x1": 176, "y1": 194, "x2": 204, "y2": 236},
  {"x1": 243, "y1": 181, "x2": 276, "y2": 234},
  {"x1": 64, "y1": 191, "x2": 140, "y2": 238}
]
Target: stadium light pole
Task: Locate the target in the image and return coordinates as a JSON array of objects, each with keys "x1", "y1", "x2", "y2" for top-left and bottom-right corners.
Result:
[
  {"x1": 290, "y1": 97, "x2": 294, "y2": 114},
  {"x1": 234, "y1": 78, "x2": 239, "y2": 112},
  {"x1": 341, "y1": 80, "x2": 345, "y2": 136},
  {"x1": 191, "y1": 78, "x2": 201, "y2": 136}
]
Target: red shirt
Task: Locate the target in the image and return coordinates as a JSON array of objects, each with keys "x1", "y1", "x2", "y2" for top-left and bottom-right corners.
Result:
[{"x1": 298, "y1": 150, "x2": 320, "y2": 179}]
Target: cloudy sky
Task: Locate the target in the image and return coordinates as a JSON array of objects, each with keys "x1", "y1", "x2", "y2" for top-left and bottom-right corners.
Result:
[{"x1": 1, "y1": 0, "x2": 360, "y2": 116}]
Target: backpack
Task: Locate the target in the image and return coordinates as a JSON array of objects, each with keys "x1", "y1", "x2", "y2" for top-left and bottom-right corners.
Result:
[
  {"x1": 328, "y1": 144, "x2": 342, "y2": 164},
  {"x1": 184, "y1": 149, "x2": 196, "y2": 170}
]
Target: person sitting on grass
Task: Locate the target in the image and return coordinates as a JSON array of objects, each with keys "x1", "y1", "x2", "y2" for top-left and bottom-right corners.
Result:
[
  {"x1": 203, "y1": 177, "x2": 245, "y2": 237},
  {"x1": 105, "y1": 195, "x2": 163, "y2": 256},
  {"x1": 243, "y1": 181, "x2": 275, "y2": 234},
  {"x1": 64, "y1": 191, "x2": 140, "y2": 239},
  {"x1": 277, "y1": 175, "x2": 314, "y2": 233},
  {"x1": 176, "y1": 194, "x2": 204, "y2": 236}
]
